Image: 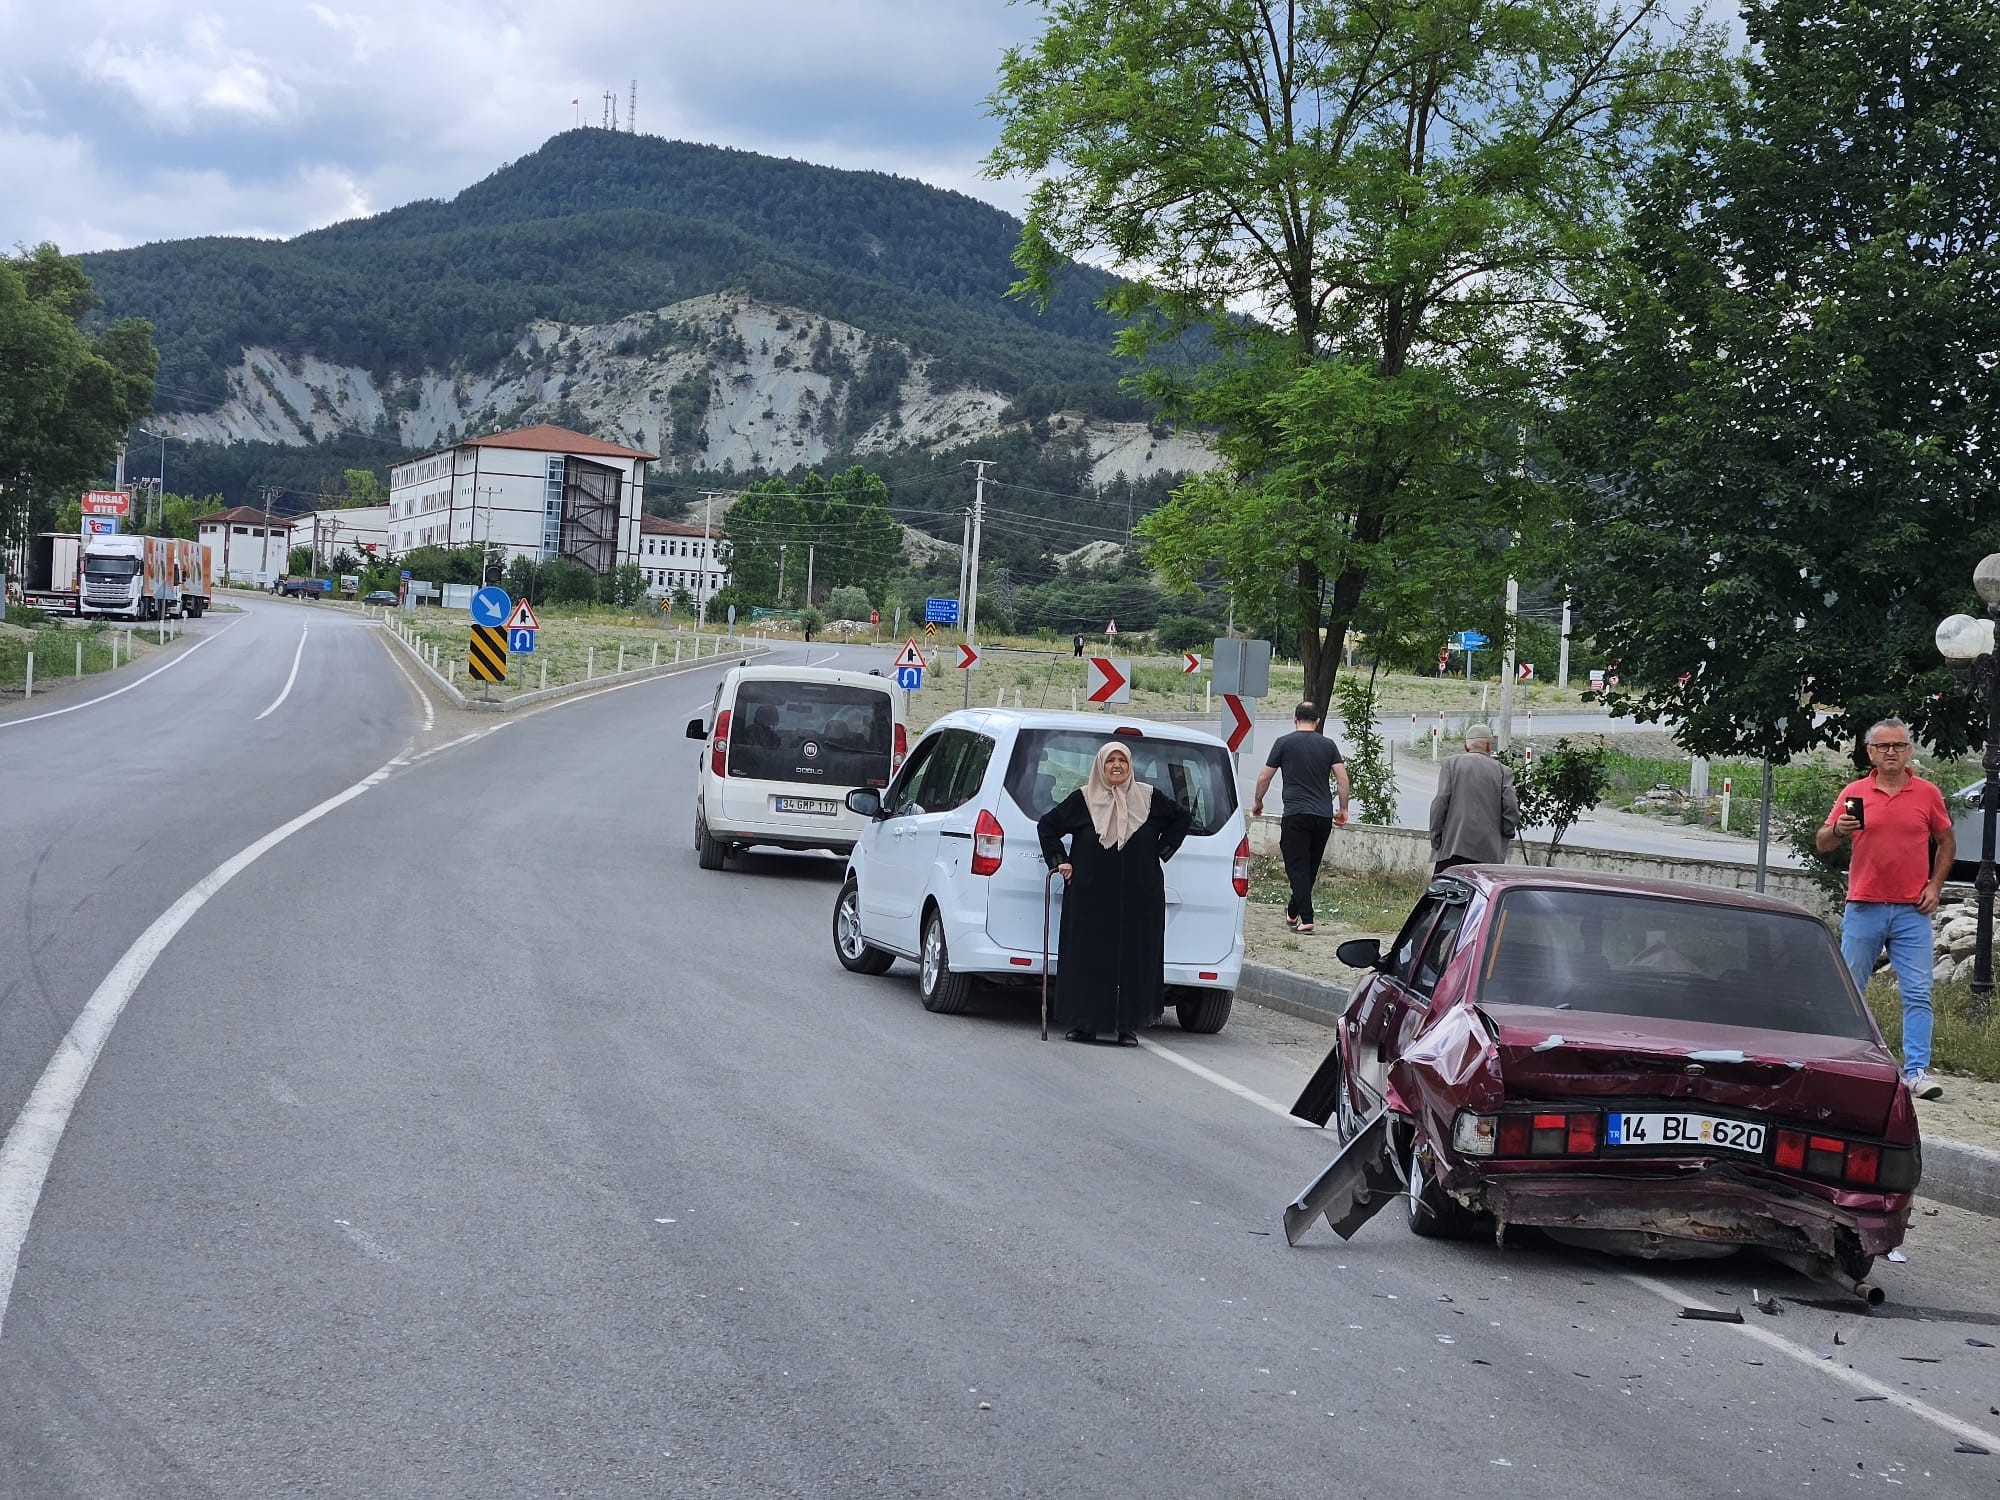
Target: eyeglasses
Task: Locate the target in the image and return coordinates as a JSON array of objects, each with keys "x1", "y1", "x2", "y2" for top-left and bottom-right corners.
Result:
[{"x1": 1869, "y1": 742, "x2": 1911, "y2": 752}]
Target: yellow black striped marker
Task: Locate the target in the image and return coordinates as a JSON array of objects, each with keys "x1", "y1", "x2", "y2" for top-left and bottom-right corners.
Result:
[{"x1": 468, "y1": 625, "x2": 508, "y2": 682}]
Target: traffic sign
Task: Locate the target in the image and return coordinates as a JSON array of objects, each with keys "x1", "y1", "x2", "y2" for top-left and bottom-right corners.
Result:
[
  {"x1": 80, "y1": 490, "x2": 129, "y2": 517},
  {"x1": 957, "y1": 643, "x2": 980, "y2": 671},
  {"x1": 400, "y1": 570, "x2": 412, "y2": 581},
  {"x1": 505, "y1": 599, "x2": 541, "y2": 631},
  {"x1": 660, "y1": 595, "x2": 672, "y2": 614},
  {"x1": 1222, "y1": 693, "x2": 1254, "y2": 752},
  {"x1": 1105, "y1": 619, "x2": 1118, "y2": 636},
  {"x1": 470, "y1": 586, "x2": 511, "y2": 627},
  {"x1": 1182, "y1": 652, "x2": 1201, "y2": 675},
  {"x1": 1085, "y1": 657, "x2": 1131, "y2": 704},
  {"x1": 925, "y1": 597, "x2": 961, "y2": 625},
  {"x1": 1517, "y1": 662, "x2": 1535, "y2": 683},
  {"x1": 508, "y1": 627, "x2": 537, "y2": 653},
  {"x1": 895, "y1": 666, "x2": 924, "y2": 691},
  {"x1": 467, "y1": 626, "x2": 508, "y2": 682},
  {"x1": 924, "y1": 621, "x2": 937, "y2": 639},
  {"x1": 1450, "y1": 630, "x2": 1490, "y2": 651},
  {"x1": 893, "y1": 638, "x2": 927, "y2": 670},
  {"x1": 1211, "y1": 638, "x2": 1272, "y2": 697},
  {"x1": 870, "y1": 610, "x2": 880, "y2": 625}
]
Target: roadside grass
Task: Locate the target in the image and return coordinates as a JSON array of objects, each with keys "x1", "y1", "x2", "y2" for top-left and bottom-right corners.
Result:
[
  {"x1": 395, "y1": 611, "x2": 745, "y2": 696},
  {"x1": 1245, "y1": 855, "x2": 1425, "y2": 936},
  {"x1": 0, "y1": 617, "x2": 167, "y2": 696},
  {"x1": 1865, "y1": 977, "x2": 2000, "y2": 1084}
]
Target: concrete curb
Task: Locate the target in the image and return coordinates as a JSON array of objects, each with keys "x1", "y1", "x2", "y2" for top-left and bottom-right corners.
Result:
[
  {"x1": 382, "y1": 621, "x2": 766, "y2": 711},
  {"x1": 1233, "y1": 961, "x2": 2000, "y2": 1218}
]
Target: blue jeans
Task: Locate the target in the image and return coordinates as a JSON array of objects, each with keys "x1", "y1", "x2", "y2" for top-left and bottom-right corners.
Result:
[{"x1": 1841, "y1": 902, "x2": 1934, "y2": 1075}]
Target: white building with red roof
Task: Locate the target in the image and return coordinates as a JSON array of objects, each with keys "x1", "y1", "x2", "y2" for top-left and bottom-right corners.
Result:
[
  {"x1": 386, "y1": 423, "x2": 659, "y2": 575},
  {"x1": 637, "y1": 514, "x2": 728, "y2": 604}
]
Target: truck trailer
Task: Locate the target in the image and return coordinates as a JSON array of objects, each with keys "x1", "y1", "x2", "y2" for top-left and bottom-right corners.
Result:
[{"x1": 22, "y1": 533, "x2": 83, "y2": 615}]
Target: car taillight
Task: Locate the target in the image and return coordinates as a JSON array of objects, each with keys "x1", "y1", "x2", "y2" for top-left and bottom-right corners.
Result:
[
  {"x1": 1773, "y1": 1128, "x2": 1907, "y2": 1188},
  {"x1": 1482, "y1": 1111, "x2": 1599, "y2": 1158},
  {"x1": 893, "y1": 722, "x2": 907, "y2": 771},
  {"x1": 1231, "y1": 836, "x2": 1250, "y2": 897},
  {"x1": 711, "y1": 708, "x2": 731, "y2": 777},
  {"x1": 971, "y1": 808, "x2": 1004, "y2": 876}
]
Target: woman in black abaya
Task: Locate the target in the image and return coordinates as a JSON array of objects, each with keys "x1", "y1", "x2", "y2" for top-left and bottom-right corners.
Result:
[{"x1": 1037, "y1": 740, "x2": 1193, "y2": 1046}]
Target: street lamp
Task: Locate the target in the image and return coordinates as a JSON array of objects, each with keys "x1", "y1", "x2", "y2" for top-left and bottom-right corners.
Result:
[{"x1": 1935, "y1": 551, "x2": 2000, "y2": 1020}]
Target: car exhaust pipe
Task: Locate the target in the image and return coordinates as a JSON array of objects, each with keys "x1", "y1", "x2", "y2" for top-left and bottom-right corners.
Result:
[{"x1": 1770, "y1": 1251, "x2": 1888, "y2": 1307}]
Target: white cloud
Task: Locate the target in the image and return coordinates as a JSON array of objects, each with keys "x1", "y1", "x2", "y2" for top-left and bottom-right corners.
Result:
[{"x1": 84, "y1": 15, "x2": 296, "y2": 130}]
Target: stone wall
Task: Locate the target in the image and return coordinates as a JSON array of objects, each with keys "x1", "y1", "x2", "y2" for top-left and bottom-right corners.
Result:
[{"x1": 1931, "y1": 893, "x2": 1992, "y2": 984}]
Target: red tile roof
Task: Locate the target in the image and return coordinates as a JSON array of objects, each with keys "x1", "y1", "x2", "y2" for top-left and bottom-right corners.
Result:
[
  {"x1": 196, "y1": 506, "x2": 289, "y2": 526},
  {"x1": 461, "y1": 423, "x2": 660, "y2": 462},
  {"x1": 640, "y1": 514, "x2": 722, "y2": 538}
]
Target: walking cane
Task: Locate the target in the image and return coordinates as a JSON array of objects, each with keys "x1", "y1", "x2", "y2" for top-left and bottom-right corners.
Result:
[{"x1": 1040, "y1": 866, "x2": 1060, "y2": 1041}]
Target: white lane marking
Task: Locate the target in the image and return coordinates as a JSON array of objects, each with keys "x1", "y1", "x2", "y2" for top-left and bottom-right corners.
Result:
[
  {"x1": 402, "y1": 723, "x2": 510, "y2": 766},
  {"x1": 0, "y1": 746, "x2": 406, "y2": 1339},
  {"x1": 378, "y1": 632, "x2": 436, "y2": 732},
  {"x1": 0, "y1": 615, "x2": 243, "y2": 731},
  {"x1": 254, "y1": 624, "x2": 309, "y2": 720},
  {"x1": 1619, "y1": 1270, "x2": 2000, "y2": 1451},
  {"x1": 1136, "y1": 1036, "x2": 1320, "y2": 1126}
]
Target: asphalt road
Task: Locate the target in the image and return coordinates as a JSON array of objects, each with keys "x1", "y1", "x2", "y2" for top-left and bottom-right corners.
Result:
[{"x1": 2, "y1": 614, "x2": 1997, "y2": 1496}]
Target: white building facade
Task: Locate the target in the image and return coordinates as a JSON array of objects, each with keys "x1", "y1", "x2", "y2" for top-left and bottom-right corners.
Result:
[
  {"x1": 287, "y1": 506, "x2": 392, "y2": 568},
  {"x1": 637, "y1": 515, "x2": 728, "y2": 603},
  {"x1": 386, "y1": 423, "x2": 656, "y2": 575},
  {"x1": 195, "y1": 506, "x2": 291, "y2": 583}
]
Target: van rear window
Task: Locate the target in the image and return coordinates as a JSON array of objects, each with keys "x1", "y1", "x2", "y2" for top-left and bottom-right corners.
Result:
[
  {"x1": 728, "y1": 682, "x2": 893, "y2": 788},
  {"x1": 1004, "y1": 729, "x2": 1237, "y2": 836}
]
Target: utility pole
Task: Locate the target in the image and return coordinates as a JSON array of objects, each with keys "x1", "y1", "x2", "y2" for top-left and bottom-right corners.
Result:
[
  {"x1": 1557, "y1": 597, "x2": 1572, "y2": 689},
  {"x1": 698, "y1": 491, "x2": 717, "y2": 627},
  {"x1": 956, "y1": 511, "x2": 971, "y2": 629},
  {"x1": 1496, "y1": 574, "x2": 1519, "y2": 749},
  {"x1": 778, "y1": 542, "x2": 788, "y2": 602},
  {"x1": 963, "y1": 460, "x2": 988, "y2": 709},
  {"x1": 260, "y1": 484, "x2": 282, "y2": 581},
  {"x1": 805, "y1": 543, "x2": 815, "y2": 610}
]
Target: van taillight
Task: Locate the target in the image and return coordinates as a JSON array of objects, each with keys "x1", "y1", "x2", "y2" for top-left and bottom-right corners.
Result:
[
  {"x1": 893, "y1": 722, "x2": 907, "y2": 771},
  {"x1": 1232, "y1": 836, "x2": 1251, "y2": 897},
  {"x1": 711, "y1": 709, "x2": 731, "y2": 777},
  {"x1": 972, "y1": 809, "x2": 1004, "y2": 876}
]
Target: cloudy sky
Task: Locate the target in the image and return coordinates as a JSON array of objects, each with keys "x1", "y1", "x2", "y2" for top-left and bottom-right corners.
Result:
[{"x1": 1, "y1": 0, "x2": 1737, "y2": 256}]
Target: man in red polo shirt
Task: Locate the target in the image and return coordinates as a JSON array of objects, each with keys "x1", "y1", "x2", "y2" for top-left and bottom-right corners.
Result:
[{"x1": 1816, "y1": 717, "x2": 1955, "y2": 1098}]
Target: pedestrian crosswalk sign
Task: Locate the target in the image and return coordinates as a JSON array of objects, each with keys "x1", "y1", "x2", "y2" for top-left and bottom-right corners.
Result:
[{"x1": 894, "y1": 639, "x2": 927, "y2": 671}]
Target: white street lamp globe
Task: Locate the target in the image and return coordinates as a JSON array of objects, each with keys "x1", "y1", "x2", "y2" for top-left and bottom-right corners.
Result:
[
  {"x1": 1976, "y1": 553, "x2": 2000, "y2": 606},
  {"x1": 1937, "y1": 613, "x2": 1996, "y2": 661}
]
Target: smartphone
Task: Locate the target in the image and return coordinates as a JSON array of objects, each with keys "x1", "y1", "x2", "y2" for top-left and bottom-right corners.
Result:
[{"x1": 1845, "y1": 795, "x2": 1866, "y2": 827}]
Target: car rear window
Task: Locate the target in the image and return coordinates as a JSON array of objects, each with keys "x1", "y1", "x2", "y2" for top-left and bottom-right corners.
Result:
[
  {"x1": 728, "y1": 681, "x2": 893, "y2": 788},
  {"x1": 1004, "y1": 728, "x2": 1237, "y2": 836},
  {"x1": 1478, "y1": 888, "x2": 1876, "y2": 1041}
]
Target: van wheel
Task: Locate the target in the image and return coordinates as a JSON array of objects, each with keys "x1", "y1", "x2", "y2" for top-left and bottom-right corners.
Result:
[
  {"x1": 696, "y1": 815, "x2": 728, "y2": 871},
  {"x1": 1171, "y1": 986, "x2": 1232, "y2": 1034},
  {"x1": 833, "y1": 879, "x2": 895, "y2": 975},
  {"x1": 1402, "y1": 1125, "x2": 1479, "y2": 1240},
  {"x1": 918, "y1": 909, "x2": 974, "y2": 1014}
]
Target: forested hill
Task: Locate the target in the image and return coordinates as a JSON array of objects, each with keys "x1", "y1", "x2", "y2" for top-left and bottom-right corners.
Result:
[{"x1": 80, "y1": 130, "x2": 1134, "y2": 415}]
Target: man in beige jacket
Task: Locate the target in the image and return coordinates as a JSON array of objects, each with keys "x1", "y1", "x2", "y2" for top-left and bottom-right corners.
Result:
[{"x1": 1430, "y1": 724, "x2": 1519, "y2": 874}]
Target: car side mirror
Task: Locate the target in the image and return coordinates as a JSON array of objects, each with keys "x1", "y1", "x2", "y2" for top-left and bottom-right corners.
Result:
[
  {"x1": 1336, "y1": 938, "x2": 1384, "y2": 971},
  {"x1": 845, "y1": 789, "x2": 882, "y2": 819},
  {"x1": 686, "y1": 717, "x2": 707, "y2": 740}
]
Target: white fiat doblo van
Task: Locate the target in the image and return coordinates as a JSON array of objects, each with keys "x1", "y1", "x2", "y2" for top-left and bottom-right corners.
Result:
[{"x1": 688, "y1": 665, "x2": 908, "y2": 867}]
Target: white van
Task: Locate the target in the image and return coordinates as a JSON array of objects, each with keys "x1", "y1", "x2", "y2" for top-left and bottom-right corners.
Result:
[
  {"x1": 832, "y1": 709, "x2": 1248, "y2": 1032},
  {"x1": 687, "y1": 665, "x2": 908, "y2": 868}
]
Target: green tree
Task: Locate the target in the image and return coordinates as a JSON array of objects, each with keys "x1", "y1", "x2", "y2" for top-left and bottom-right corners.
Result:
[
  {"x1": 1331, "y1": 674, "x2": 1396, "y2": 826},
  {"x1": 538, "y1": 557, "x2": 599, "y2": 603},
  {"x1": 0, "y1": 244, "x2": 157, "y2": 546},
  {"x1": 989, "y1": 0, "x2": 1725, "y2": 713},
  {"x1": 826, "y1": 584, "x2": 872, "y2": 621},
  {"x1": 1507, "y1": 739, "x2": 1612, "y2": 865},
  {"x1": 341, "y1": 467, "x2": 386, "y2": 506},
  {"x1": 1558, "y1": 0, "x2": 2000, "y2": 762},
  {"x1": 602, "y1": 561, "x2": 649, "y2": 607},
  {"x1": 287, "y1": 546, "x2": 315, "y2": 575}
]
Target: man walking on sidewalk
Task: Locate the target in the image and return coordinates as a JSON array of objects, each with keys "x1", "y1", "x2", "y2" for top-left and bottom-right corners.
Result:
[
  {"x1": 1252, "y1": 702, "x2": 1350, "y2": 933},
  {"x1": 1817, "y1": 717, "x2": 1954, "y2": 1099},
  {"x1": 1430, "y1": 724, "x2": 1519, "y2": 874}
]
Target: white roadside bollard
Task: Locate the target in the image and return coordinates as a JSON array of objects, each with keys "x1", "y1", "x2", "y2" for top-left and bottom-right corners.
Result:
[
  {"x1": 24, "y1": 652, "x2": 33, "y2": 700},
  {"x1": 1071, "y1": 688, "x2": 1079, "y2": 712},
  {"x1": 618, "y1": 645, "x2": 625, "y2": 673},
  {"x1": 586, "y1": 648, "x2": 595, "y2": 681},
  {"x1": 652, "y1": 643, "x2": 659, "y2": 668},
  {"x1": 76, "y1": 642, "x2": 83, "y2": 680},
  {"x1": 540, "y1": 661, "x2": 548, "y2": 691},
  {"x1": 676, "y1": 642, "x2": 683, "y2": 664},
  {"x1": 1721, "y1": 777, "x2": 1733, "y2": 832},
  {"x1": 111, "y1": 635, "x2": 119, "y2": 670}
]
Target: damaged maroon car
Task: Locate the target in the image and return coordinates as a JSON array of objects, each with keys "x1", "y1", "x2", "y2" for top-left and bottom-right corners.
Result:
[{"x1": 1286, "y1": 869, "x2": 1918, "y2": 1303}]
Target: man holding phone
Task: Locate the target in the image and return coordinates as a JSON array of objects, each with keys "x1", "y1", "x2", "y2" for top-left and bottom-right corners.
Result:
[{"x1": 1817, "y1": 717, "x2": 1955, "y2": 1098}]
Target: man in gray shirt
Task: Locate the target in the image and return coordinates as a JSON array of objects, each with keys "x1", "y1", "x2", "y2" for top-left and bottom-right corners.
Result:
[
  {"x1": 1430, "y1": 723, "x2": 1519, "y2": 873},
  {"x1": 1252, "y1": 702, "x2": 1350, "y2": 932}
]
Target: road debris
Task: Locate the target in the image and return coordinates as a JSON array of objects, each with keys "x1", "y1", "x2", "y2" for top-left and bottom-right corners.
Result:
[
  {"x1": 1955, "y1": 1442, "x2": 1989, "y2": 1455},
  {"x1": 1680, "y1": 1307, "x2": 1745, "y2": 1324},
  {"x1": 1968, "y1": 1338, "x2": 1994, "y2": 1348},
  {"x1": 1887, "y1": 1248, "x2": 1909, "y2": 1262}
]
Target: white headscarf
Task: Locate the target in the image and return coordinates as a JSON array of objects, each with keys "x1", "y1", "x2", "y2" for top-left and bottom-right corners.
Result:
[{"x1": 1081, "y1": 741, "x2": 1152, "y2": 850}]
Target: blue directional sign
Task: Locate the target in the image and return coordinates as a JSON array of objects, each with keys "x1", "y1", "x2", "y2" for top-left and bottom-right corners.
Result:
[
  {"x1": 400, "y1": 570, "x2": 412, "y2": 580},
  {"x1": 924, "y1": 597, "x2": 961, "y2": 625},
  {"x1": 895, "y1": 666, "x2": 924, "y2": 691},
  {"x1": 1450, "y1": 630, "x2": 1490, "y2": 651},
  {"x1": 470, "y1": 586, "x2": 512, "y2": 626},
  {"x1": 508, "y1": 627, "x2": 537, "y2": 653}
]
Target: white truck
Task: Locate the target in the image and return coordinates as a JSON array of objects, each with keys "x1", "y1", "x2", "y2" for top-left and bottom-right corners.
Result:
[
  {"x1": 79, "y1": 534, "x2": 194, "y2": 620},
  {"x1": 22, "y1": 533, "x2": 84, "y2": 615}
]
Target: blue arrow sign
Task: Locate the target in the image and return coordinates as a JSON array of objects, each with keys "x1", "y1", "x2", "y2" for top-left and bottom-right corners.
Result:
[
  {"x1": 508, "y1": 627, "x2": 537, "y2": 653},
  {"x1": 924, "y1": 597, "x2": 960, "y2": 625},
  {"x1": 895, "y1": 666, "x2": 924, "y2": 691},
  {"x1": 470, "y1": 586, "x2": 512, "y2": 626},
  {"x1": 1450, "y1": 630, "x2": 1490, "y2": 650}
]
